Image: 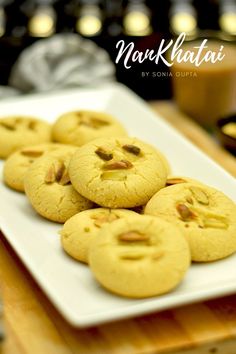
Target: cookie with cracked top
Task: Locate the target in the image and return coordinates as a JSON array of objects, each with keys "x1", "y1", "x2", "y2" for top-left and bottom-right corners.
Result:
[
  {"x1": 89, "y1": 214, "x2": 190, "y2": 298},
  {"x1": 24, "y1": 147, "x2": 93, "y2": 223},
  {"x1": 68, "y1": 137, "x2": 168, "y2": 208},
  {"x1": 61, "y1": 208, "x2": 138, "y2": 264},
  {"x1": 3, "y1": 143, "x2": 77, "y2": 193},
  {"x1": 0, "y1": 116, "x2": 51, "y2": 159},
  {"x1": 52, "y1": 110, "x2": 127, "y2": 146},
  {"x1": 145, "y1": 182, "x2": 236, "y2": 262}
]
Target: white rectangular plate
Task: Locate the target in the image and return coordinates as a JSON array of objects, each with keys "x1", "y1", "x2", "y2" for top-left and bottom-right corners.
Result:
[{"x1": 0, "y1": 83, "x2": 236, "y2": 328}]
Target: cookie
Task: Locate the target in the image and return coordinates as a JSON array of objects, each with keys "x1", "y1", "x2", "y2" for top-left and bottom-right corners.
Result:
[
  {"x1": 24, "y1": 147, "x2": 93, "y2": 223},
  {"x1": 145, "y1": 183, "x2": 236, "y2": 262},
  {"x1": 0, "y1": 116, "x2": 51, "y2": 159},
  {"x1": 89, "y1": 214, "x2": 190, "y2": 298},
  {"x1": 52, "y1": 110, "x2": 127, "y2": 146},
  {"x1": 68, "y1": 137, "x2": 167, "y2": 208},
  {"x1": 3, "y1": 143, "x2": 76, "y2": 192},
  {"x1": 61, "y1": 208, "x2": 137, "y2": 263}
]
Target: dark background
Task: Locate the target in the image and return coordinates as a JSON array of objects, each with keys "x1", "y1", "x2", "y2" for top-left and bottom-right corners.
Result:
[{"x1": 0, "y1": 0, "x2": 228, "y2": 99}]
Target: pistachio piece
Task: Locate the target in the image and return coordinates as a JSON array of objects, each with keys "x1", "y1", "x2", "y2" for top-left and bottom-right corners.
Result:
[
  {"x1": 90, "y1": 117, "x2": 109, "y2": 128},
  {"x1": 122, "y1": 144, "x2": 141, "y2": 155},
  {"x1": 176, "y1": 203, "x2": 196, "y2": 221},
  {"x1": 59, "y1": 171, "x2": 71, "y2": 186},
  {"x1": 0, "y1": 122, "x2": 15, "y2": 130},
  {"x1": 45, "y1": 161, "x2": 70, "y2": 185},
  {"x1": 55, "y1": 161, "x2": 66, "y2": 182},
  {"x1": 101, "y1": 171, "x2": 127, "y2": 181},
  {"x1": 118, "y1": 231, "x2": 149, "y2": 242},
  {"x1": 190, "y1": 186, "x2": 209, "y2": 205},
  {"x1": 95, "y1": 147, "x2": 113, "y2": 161},
  {"x1": 120, "y1": 251, "x2": 145, "y2": 260},
  {"x1": 93, "y1": 218, "x2": 106, "y2": 228},
  {"x1": 166, "y1": 178, "x2": 186, "y2": 186},
  {"x1": 186, "y1": 196, "x2": 194, "y2": 205},
  {"x1": 28, "y1": 121, "x2": 36, "y2": 130},
  {"x1": 197, "y1": 210, "x2": 229, "y2": 229},
  {"x1": 203, "y1": 218, "x2": 228, "y2": 229},
  {"x1": 21, "y1": 149, "x2": 44, "y2": 157},
  {"x1": 191, "y1": 205, "x2": 227, "y2": 221},
  {"x1": 79, "y1": 114, "x2": 109, "y2": 129},
  {"x1": 45, "y1": 164, "x2": 56, "y2": 183},
  {"x1": 93, "y1": 218, "x2": 107, "y2": 228},
  {"x1": 92, "y1": 213, "x2": 118, "y2": 227},
  {"x1": 103, "y1": 159, "x2": 133, "y2": 170}
]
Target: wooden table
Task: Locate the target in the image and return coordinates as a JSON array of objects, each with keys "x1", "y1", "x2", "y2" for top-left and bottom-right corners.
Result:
[{"x1": 1, "y1": 102, "x2": 236, "y2": 354}]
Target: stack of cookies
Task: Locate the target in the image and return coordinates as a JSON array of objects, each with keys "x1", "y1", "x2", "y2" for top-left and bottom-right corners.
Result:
[{"x1": 1, "y1": 110, "x2": 236, "y2": 299}]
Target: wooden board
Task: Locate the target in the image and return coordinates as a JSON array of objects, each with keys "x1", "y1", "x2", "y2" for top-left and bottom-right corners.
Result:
[{"x1": 1, "y1": 101, "x2": 236, "y2": 354}]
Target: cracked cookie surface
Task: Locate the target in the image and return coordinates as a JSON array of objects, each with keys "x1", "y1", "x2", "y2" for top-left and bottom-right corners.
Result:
[
  {"x1": 68, "y1": 137, "x2": 167, "y2": 208},
  {"x1": 24, "y1": 147, "x2": 93, "y2": 223},
  {"x1": 89, "y1": 214, "x2": 190, "y2": 298},
  {"x1": 61, "y1": 208, "x2": 137, "y2": 263},
  {"x1": 145, "y1": 182, "x2": 236, "y2": 262},
  {"x1": 3, "y1": 143, "x2": 77, "y2": 192},
  {"x1": 0, "y1": 116, "x2": 51, "y2": 158},
  {"x1": 52, "y1": 110, "x2": 127, "y2": 146}
]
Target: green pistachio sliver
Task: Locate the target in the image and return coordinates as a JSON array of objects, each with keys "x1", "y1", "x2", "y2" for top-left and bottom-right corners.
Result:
[
  {"x1": 189, "y1": 186, "x2": 209, "y2": 205},
  {"x1": 101, "y1": 171, "x2": 127, "y2": 181}
]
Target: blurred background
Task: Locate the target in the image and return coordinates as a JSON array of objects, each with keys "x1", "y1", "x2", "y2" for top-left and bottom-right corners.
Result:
[{"x1": 0, "y1": 0, "x2": 235, "y2": 100}]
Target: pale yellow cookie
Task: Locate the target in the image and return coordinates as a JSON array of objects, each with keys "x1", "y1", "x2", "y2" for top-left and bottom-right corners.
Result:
[
  {"x1": 24, "y1": 147, "x2": 93, "y2": 223},
  {"x1": 89, "y1": 214, "x2": 190, "y2": 298},
  {"x1": 0, "y1": 116, "x2": 51, "y2": 159},
  {"x1": 61, "y1": 208, "x2": 137, "y2": 263},
  {"x1": 52, "y1": 110, "x2": 127, "y2": 146},
  {"x1": 3, "y1": 143, "x2": 77, "y2": 192},
  {"x1": 145, "y1": 183, "x2": 236, "y2": 262},
  {"x1": 68, "y1": 137, "x2": 167, "y2": 208}
]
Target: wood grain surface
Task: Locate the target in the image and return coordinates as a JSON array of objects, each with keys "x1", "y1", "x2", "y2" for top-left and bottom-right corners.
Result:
[{"x1": 0, "y1": 101, "x2": 236, "y2": 354}]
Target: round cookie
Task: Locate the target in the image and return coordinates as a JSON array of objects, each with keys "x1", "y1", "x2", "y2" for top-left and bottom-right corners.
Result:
[
  {"x1": 68, "y1": 137, "x2": 167, "y2": 208},
  {"x1": 52, "y1": 110, "x2": 127, "y2": 146},
  {"x1": 145, "y1": 182, "x2": 236, "y2": 262},
  {"x1": 89, "y1": 214, "x2": 190, "y2": 298},
  {"x1": 24, "y1": 147, "x2": 93, "y2": 223},
  {"x1": 61, "y1": 208, "x2": 137, "y2": 263},
  {"x1": 0, "y1": 116, "x2": 51, "y2": 159},
  {"x1": 3, "y1": 143, "x2": 77, "y2": 192}
]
